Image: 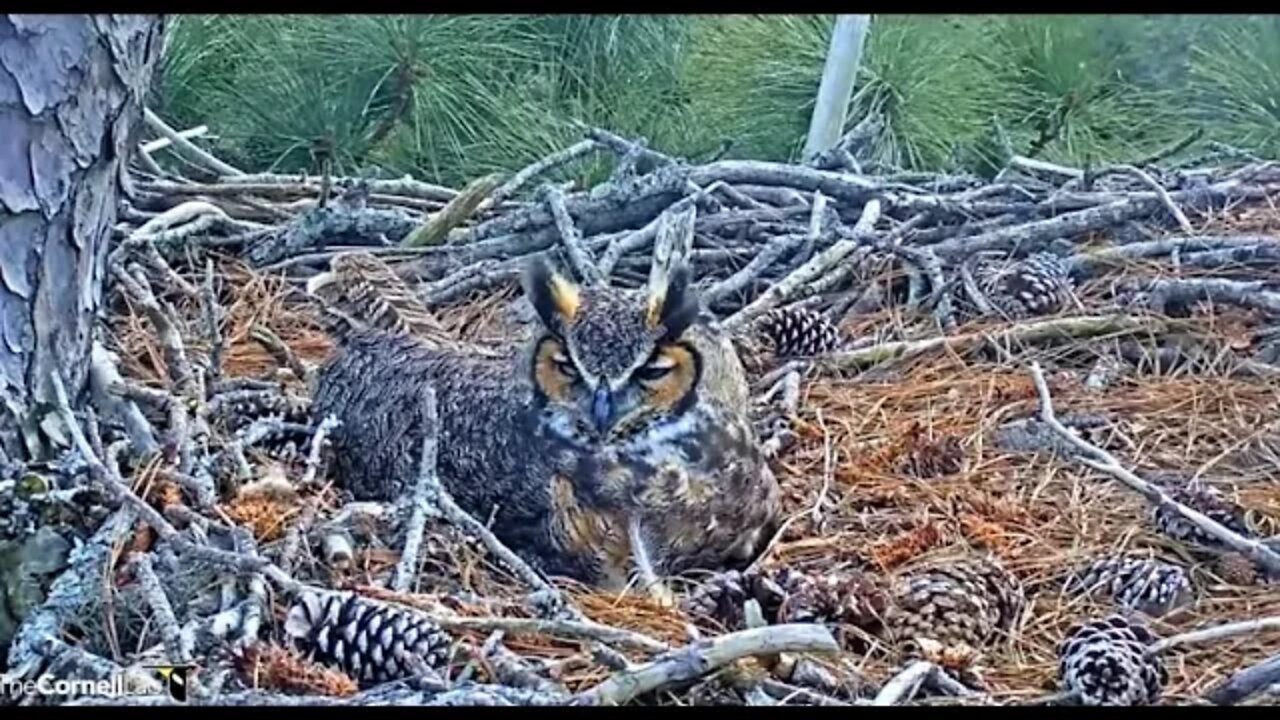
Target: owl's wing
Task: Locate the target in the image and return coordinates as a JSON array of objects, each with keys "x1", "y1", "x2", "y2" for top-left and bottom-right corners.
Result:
[{"x1": 306, "y1": 251, "x2": 500, "y2": 358}]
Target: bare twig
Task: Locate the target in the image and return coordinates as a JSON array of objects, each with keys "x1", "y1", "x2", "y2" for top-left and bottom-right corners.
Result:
[
  {"x1": 321, "y1": 531, "x2": 355, "y2": 569},
  {"x1": 817, "y1": 314, "x2": 1168, "y2": 373},
  {"x1": 543, "y1": 183, "x2": 604, "y2": 285},
  {"x1": 300, "y1": 414, "x2": 339, "y2": 488},
  {"x1": 580, "y1": 125, "x2": 674, "y2": 169},
  {"x1": 798, "y1": 190, "x2": 829, "y2": 263},
  {"x1": 88, "y1": 343, "x2": 159, "y2": 455},
  {"x1": 432, "y1": 616, "x2": 669, "y2": 655},
  {"x1": 725, "y1": 199, "x2": 880, "y2": 332},
  {"x1": 597, "y1": 188, "x2": 706, "y2": 278},
  {"x1": 129, "y1": 552, "x2": 194, "y2": 664},
  {"x1": 893, "y1": 244, "x2": 955, "y2": 330},
  {"x1": 250, "y1": 324, "x2": 312, "y2": 383},
  {"x1": 1147, "y1": 616, "x2": 1280, "y2": 657},
  {"x1": 488, "y1": 139, "x2": 599, "y2": 207},
  {"x1": 144, "y1": 107, "x2": 244, "y2": 177},
  {"x1": 1112, "y1": 163, "x2": 1195, "y2": 234},
  {"x1": 381, "y1": 388, "x2": 568, "y2": 608},
  {"x1": 403, "y1": 173, "x2": 503, "y2": 247},
  {"x1": 141, "y1": 124, "x2": 209, "y2": 154},
  {"x1": 1120, "y1": 276, "x2": 1280, "y2": 316},
  {"x1": 1133, "y1": 127, "x2": 1204, "y2": 167},
  {"x1": 391, "y1": 388, "x2": 439, "y2": 593},
  {"x1": 278, "y1": 505, "x2": 317, "y2": 578},
  {"x1": 112, "y1": 263, "x2": 200, "y2": 399},
  {"x1": 1008, "y1": 155, "x2": 1084, "y2": 182},
  {"x1": 478, "y1": 631, "x2": 570, "y2": 695},
  {"x1": 1027, "y1": 362, "x2": 1280, "y2": 575},
  {"x1": 49, "y1": 373, "x2": 303, "y2": 597},
  {"x1": 1066, "y1": 234, "x2": 1280, "y2": 275},
  {"x1": 702, "y1": 234, "x2": 806, "y2": 308},
  {"x1": 134, "y1": 144, "x2": 165, "y2": 176},
  {"x1": 872, "y1": 661, "x2": 935, "y2": 705},
  {"x1": 201, "y1": 259, "x2": 225, "y2": 384}
]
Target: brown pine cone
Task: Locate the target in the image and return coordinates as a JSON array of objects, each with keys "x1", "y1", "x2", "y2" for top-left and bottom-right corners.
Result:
[
  {"x1": 887, "y1": 557, "x2": 1025, "y2": 655},
  {"x1": 682, "y1": 566, "x2": 888, "y2": 643},
  {"x1": 775, "y1": 569, "x2": 889, "y2": 641},
  {"x1": 754, "y1": 307, "x2": 842, "y2": 357},
  {"x1": 895, "y1": 425, "x2": 965, "y2": 479},
  {"x1": 975, "y1": 252, "x2": 1074, "y2": 320},
  {"x1": 682, "y1": 569, "x2": 753, "y2": 630},
  {"x1": 1213, "y1": 552, "x2": 1259, "y2": 586}
]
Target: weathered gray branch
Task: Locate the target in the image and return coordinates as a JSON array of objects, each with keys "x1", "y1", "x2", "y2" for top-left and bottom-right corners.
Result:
[{"x1": 573, "y1": 624, "x2": 839, "y2": 706}]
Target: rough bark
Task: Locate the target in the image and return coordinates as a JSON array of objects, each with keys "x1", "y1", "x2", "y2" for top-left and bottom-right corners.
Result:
[{"x1": 0, "y1": 14, "x2": 166, "y2": 462}]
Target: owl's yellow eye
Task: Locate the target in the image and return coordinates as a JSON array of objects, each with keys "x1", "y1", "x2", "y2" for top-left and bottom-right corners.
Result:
[
  {"x1": 634, "y1": 351, "x2": 677, "y2": 383},
  {"x1": 553, "y1": 352, "x2": 579, "y2": 380},
  {"x1": 534, "y1": 337, "x2": 580, "y2": 402},
  {"x1": 634, "y1": 362, "x2": 673, "y2": 383}
]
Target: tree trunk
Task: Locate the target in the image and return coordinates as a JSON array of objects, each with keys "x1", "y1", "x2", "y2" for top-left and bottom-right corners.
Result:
[
  {"x1": 0, "y1": 15, "x2": 166, "y2": 463},
  {"x1": 802, "y1": 15, "x2": 872, "y2": 163}
]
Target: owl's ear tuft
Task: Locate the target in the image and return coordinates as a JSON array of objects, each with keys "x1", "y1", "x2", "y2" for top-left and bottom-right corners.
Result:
[
  {"x1": 523, "y1": 257, "x2": 580, "y2": 334},
  {"x1": 648, "y1": 262, "x2": 700, "y2": 340}
]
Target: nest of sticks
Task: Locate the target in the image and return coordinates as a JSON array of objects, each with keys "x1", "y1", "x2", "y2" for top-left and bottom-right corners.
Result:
[{"x1": 4, "y1": 115, "x2": 1280, "y2": 707}]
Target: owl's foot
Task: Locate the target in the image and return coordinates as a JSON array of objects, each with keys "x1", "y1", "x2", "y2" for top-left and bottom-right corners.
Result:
[
  {"x1": 627, "y1": 515, "x2": 673, "y2": 607},
  {"x1": 646, "y1": 580, "x2": 678, "y2": 609}
]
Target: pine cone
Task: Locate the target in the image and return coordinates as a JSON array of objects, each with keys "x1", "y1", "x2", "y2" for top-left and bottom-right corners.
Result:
[
  {"x1": 682, "y1": 567, "x2": 887, "y2": 642},
  {"x1": 1064, "y1": 555, "x2": 1192, "y2": 617},
  {"x1": 1150, "y1": 482, "x2": 1251, "y2": 551},
  {"x1": 682, "y1": 570, "x2": 752, "y2": 630},
  {"x1": 887, "y1": 557, "x2": 1025, "y2": 654},
  {"x1": 1057, "y1": 615, "x2": 1167, "y2": 706},
  {"x1": 1213, "y1": 552, "x2": 1261, "y2": 586},
  {"x1": 775, "y1": 569, "x2": 889, "y2": 633},
  {"x1": 975, "y1": 252, "x2": 1073, "y2": 320},
  {"x1": 754, "y1": 307, "x2": 842, "y2": 357},
  {"x1": 284, "y1": 590, "x2": 452, "y2": 685},
  {"x1": 895, "y1": 425, "x2": 965, "y2": 479}
]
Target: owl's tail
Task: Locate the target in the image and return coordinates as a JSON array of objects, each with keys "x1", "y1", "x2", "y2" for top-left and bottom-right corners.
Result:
[{"x1": 306, "y1": 251, "x2": 451, "y2": 347}]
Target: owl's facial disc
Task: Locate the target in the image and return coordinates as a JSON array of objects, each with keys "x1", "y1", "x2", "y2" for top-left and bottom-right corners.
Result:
[
  {"x1": 588, "y1": 344, "x2": 695, "y2": 436},
  {"x1": 532, "y1": 336, "x2": 700, "y2": 441},
  {"x1": 524, "y1": 258, "x2": 704, "y2": 442}
]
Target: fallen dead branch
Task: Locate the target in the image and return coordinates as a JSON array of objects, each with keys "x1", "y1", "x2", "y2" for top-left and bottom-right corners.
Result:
[
  {"x1": 1204, "y1": 652, "x2": 1280, "y2": 705},
  {"x1": 572, "y1": 624, "x2": 839, "y2": 706},
  {"x1": 1148, "y1": 616, "x2": 1280, "y2": 657},
  {"x1": 817, "y1": 314, "x2": 1171, "y2": 373}
]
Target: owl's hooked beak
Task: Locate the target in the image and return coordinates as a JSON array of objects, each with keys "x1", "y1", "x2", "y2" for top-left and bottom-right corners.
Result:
[{"x1": 591, "y1": 386, "x2": 614, "y2": 434}]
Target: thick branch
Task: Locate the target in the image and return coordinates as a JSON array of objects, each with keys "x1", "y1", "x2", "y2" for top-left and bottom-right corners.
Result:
[{"x1": 573, "y1": 624, "x2": 838, "y2": 706}]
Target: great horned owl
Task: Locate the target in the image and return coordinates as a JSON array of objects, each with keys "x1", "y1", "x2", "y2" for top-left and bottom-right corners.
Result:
[{"x1": 310, "y1": 253, "x2": 782, "y2": 593}]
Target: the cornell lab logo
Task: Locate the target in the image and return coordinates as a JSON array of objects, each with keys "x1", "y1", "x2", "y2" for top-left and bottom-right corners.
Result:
[{"x1": 147, "y1": 665, "x2": 194, "y2": 702}]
